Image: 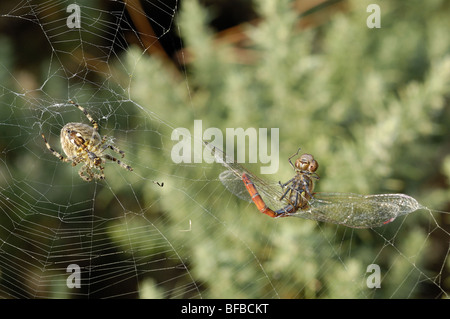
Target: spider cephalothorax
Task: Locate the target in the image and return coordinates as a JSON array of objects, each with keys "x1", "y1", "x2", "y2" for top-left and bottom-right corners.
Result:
[{"x1": 41, "y1": 100, "x2": 132, "y2": 181}]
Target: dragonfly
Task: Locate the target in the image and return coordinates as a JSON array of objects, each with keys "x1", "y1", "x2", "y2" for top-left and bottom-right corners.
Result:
[{"x1": 205, "y1": 142, "x2": 425, "y2": 228}]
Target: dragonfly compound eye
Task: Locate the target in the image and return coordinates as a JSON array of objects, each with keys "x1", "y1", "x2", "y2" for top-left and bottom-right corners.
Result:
[
  {"x1": 308, "y1": 159, "x2": 318, "y2": 173},
  {"x1": 296, "y1": 154, "x2": 317, "y2": 172}
]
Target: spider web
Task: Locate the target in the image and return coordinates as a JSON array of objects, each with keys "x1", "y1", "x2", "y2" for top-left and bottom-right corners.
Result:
[{"x1": 0, "y1": 0, "x2": 449, "y2": 300}]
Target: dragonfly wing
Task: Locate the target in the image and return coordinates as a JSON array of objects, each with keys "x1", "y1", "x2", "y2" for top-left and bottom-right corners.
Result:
[
  {"x1": 219, "y1": 170, "x2": 252, "y2": 202},
  {"x1": 294, "y1": 193, "x2": 423, "y2": 228},
  {"x1": 208, "y1": 141, "x2": 254, "y2": 202},
  {"x1": 204, "y1": 141, "x2": 243, "y2": 174},
  {"x1": 218, "y1": 170, "x2": 286, "y2": 207},
  {"x1": 208, "y1": 141, "x2": 286, "y2": 207}
]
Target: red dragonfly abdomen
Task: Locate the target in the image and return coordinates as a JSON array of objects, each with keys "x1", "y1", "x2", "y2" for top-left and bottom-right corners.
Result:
[{"x1": 242, "y1": 173, "x2": 295, "y2": 218}]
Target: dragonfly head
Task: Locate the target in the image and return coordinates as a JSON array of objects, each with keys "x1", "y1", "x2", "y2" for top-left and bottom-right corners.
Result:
[{"x1": 295, "y1": 154, "x2": 318, "y2": 174}]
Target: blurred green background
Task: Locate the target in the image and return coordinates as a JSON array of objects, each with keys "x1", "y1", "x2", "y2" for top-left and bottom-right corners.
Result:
[{"x1": 0, "y1": 0, "x2": 449, "y2": 298}]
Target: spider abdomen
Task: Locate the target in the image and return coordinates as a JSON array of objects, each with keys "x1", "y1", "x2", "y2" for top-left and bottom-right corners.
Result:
[
  {"x1": 42, "y1": 101, "x2": 134, "y2": 182},
  {"x1": 60, "y1": 122, "x2": 102, "y2": 159}
]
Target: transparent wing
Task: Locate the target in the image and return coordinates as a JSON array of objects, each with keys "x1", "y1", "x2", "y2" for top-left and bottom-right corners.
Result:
[
  {"x1": 295, "y1": 193, "x2": 423, "y2": 228},
  {"x1": 208, "y1": 142, "x2": 424, "y2": 228},
  {"x1": 219, "y1": 170, "x2": 252, "y2": 202},
  {"x1": 208, "y1": 142, "x2": 285, "y2": 207}
]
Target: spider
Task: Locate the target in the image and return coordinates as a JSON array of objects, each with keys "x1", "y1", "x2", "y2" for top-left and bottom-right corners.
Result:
[{"x1": 41, "y1": 100, "x2": 133, "y2": 182}]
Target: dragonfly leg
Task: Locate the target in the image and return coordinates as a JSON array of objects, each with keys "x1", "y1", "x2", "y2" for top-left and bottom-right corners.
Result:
[
  {"x1": 275, "y1": 204, "x2": 296, "y2": 217},
  {"x1": 279, "y1": 177, "x2": 295, "y2": 188},
  {"x1": 279, "y1": 182, "x2": 292, "y2": 201}
]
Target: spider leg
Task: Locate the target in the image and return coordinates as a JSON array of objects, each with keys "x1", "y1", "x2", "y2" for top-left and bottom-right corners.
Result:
[
  {"x1": 100, "y1": 136, "x2": 125, "y2": 158},
  {"x1": 103, "y1": 154, "x2": 133, "y2": 171},
  {"x1": 41, "y1": 134, "x2": 70, "y2": 163},
  {"x1": 70, "y1": 156, "x2": 82, "y2": 166},
  {"x1": 107, "y1": 144, "x2": 125, "y2": 157},
  {"x1": 78, "y1": 165, "x2": 93, "y2": 181},
  {"x1": 102, "y1": 154, "x2": 164, "y2": 186},
  {"x1": 92, "y1": 169, "x2": 105, "y2": 180},
  {"x1": 79, "y1": 165, "x2": 104, "y2": 181},
  {"x1": 86, "y1": 150, "x2": 103, "y2": 167},
  {"x1": 69, "y1": 100, "x2": 99, "y2": 132}
]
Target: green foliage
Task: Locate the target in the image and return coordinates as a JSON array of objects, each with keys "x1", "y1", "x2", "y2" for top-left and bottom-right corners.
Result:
[
  {"x1": 1, "y1": 0, "x2": 449, "y2": 299},
  {"x1": 128, "y1": 0, "x2": 450, "y2": 298}
]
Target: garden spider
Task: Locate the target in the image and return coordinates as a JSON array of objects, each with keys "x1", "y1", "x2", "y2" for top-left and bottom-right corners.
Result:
[{"x1": 41, "y1": 100, "x2": 133, "y2": 182}]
